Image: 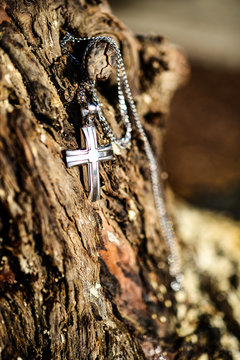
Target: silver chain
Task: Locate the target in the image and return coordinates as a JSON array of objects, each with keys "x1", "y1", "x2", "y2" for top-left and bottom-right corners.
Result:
[
  {"x1": 61, "y1": 33, "x2": 132, "y2": 148},
  {"x1": 61, "y1": 33, "x2": 184, "y2": 292}
]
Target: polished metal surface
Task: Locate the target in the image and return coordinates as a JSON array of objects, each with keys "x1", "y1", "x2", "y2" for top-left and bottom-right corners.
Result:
[{"x1": 66, "y1": 125, "x2": 113, "y2": 202}]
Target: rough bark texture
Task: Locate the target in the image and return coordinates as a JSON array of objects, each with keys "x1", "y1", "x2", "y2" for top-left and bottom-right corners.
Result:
[{"x1": 1, "y1": 1, "x2": 239, "y2": 360}]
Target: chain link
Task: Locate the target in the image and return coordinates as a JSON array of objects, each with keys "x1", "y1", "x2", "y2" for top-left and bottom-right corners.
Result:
[
  {"x1": 61, "y1": 32, "x2": 184, "y2": 291},
  {"x1": 61, "y1": 33, "x2": 132, "y2": 148}
]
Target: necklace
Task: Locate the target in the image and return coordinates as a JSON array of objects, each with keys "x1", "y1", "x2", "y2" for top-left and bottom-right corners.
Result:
[{"x1": 61, "y1": 33, "x2": 184, "y2": 292}]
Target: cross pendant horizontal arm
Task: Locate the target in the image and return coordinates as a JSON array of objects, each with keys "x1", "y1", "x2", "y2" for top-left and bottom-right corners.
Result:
[{"x1": 66, "y1": 125, "x2": 113, "y2": 202}]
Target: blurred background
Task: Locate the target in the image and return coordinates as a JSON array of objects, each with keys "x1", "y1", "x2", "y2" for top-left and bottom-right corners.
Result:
[{"x1": 109, "y1": 0, "x2": 240, "y2": 218}]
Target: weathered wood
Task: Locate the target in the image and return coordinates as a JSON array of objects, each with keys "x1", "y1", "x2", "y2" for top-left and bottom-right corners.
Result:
[{"x1": 4, "y1": 1, "x2": 238, "y2": 359}]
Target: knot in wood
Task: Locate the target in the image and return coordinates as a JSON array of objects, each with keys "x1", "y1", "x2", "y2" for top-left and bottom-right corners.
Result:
[{"x1": 85, "y1": 41, "x2": 117, "y2": 81}]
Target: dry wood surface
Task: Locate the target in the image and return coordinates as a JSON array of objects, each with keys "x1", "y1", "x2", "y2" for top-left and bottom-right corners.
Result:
[{"x1": 0, "y1": 1, "x2": 239, "y2": 360}]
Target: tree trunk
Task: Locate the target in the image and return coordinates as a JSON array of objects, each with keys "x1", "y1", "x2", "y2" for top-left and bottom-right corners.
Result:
[{"x1": 2, "y1": 0, "x2": 231, "y2": 359}]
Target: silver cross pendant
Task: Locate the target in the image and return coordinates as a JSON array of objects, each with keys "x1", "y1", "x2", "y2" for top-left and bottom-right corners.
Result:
[{"x1": 66, "y1": 125, "x2": 113, "y2": 202}]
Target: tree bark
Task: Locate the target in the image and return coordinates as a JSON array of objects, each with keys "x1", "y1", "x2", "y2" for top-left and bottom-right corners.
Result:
[{"x1": 0, "y1": 1, "x2": 198, "y2": 359}]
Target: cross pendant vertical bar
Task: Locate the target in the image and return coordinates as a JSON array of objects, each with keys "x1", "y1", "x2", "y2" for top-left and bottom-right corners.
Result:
[{"x1": 66, "y1": 125, "x2": 113, "y2": 202}]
